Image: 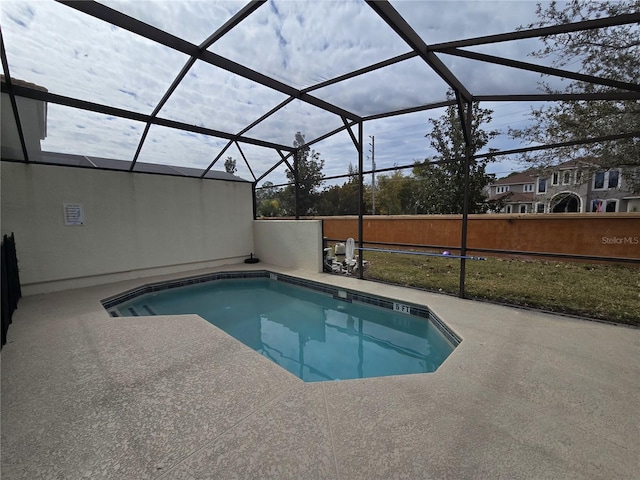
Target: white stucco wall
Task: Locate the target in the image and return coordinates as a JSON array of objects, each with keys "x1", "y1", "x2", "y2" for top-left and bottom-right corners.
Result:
[
  {"x1": 253, "y1": 220, "x2": 323, "y2": 272},
  {"x1": 1, "y1": 93, "x2": 47, "y2": 162},
  {"x1": 1, "y1": 162, "x2": 254, "y2": 293}
]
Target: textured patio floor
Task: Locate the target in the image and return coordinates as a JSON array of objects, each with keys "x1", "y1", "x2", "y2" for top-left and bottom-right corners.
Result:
[{"x1": 2, "y1": 264, "x2": 639, "y2": 479}]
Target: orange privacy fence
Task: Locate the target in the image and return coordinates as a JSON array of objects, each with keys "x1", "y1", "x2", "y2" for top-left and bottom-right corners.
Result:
[{"x1": 316, "y1": 213, "x2": 640, "y2": 261}]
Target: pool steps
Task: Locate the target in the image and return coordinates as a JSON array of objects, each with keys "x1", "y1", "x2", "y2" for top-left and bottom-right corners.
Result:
[{"x1": 109, "y1": 304, "x2": 155, "y2": 317}]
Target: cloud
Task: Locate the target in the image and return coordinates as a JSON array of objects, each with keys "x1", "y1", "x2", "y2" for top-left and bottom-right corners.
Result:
[
  {"x1": 312, "y1": 57, "x2": 451, "y2": 116},
  {"x1": 2, "y1": 0, "x2": 188, "y2": 114},
  {"x1": 210, "y1": 1, "x2": 409, "y2": 88},
  {"x1": 2, "y1": 0, "x2": 572, "y2": 185},
  {"x1": 158, "y1": 60, "x2": 289, "y2": 135},
  {"x1": 100, "y1": 0, "x2": 247, "y2": 46},
  {"x1": 393, "y1": 0, "x2": 549, "y2": 45}
]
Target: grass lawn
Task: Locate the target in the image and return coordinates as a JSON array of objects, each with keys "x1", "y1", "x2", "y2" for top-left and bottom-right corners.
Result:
[{"x1": 362, "y1": 251, "x2": 640, "y2": 326}]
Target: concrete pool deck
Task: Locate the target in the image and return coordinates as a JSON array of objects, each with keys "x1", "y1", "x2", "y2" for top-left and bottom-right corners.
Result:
[{"x1": 2, "y1": 263, "x2": 639, "y2": 479}]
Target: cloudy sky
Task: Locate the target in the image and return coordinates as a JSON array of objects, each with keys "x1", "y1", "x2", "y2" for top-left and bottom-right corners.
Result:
[{"x1": 2, "y1": 0, "x2": 577, "y2": 185}]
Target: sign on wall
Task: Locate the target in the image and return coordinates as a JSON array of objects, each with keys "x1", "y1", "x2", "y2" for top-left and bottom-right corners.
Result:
[{"x1": 63, "y1": 203, "x2": 84, "y2": 226}]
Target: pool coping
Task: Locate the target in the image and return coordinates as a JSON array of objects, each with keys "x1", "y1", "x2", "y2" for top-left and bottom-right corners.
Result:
[{"x1": 101, "y1": 269, "x2": 461, "y2": 347}]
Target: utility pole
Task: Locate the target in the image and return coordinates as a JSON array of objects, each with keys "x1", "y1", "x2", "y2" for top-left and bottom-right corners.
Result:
[{"x1": 369, "y1": 135, "x2": 375, "y2": 215}]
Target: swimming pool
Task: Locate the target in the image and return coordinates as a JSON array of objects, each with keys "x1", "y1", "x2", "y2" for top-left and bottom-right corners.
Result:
[{"x1": 103, "y1": 271, "x2": 459, "y2": 382}]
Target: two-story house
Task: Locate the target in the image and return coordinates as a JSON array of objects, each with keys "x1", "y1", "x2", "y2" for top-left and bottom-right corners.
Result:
[
  {"x1": 487, "y1": 171, "x2": 536, "y2": 213},
  {"x1": 488, "y1": 159, "x2": 639, "y2": 213},
  {"x1": 534, "y1": 159, "x2": 638, "y2": 213}
]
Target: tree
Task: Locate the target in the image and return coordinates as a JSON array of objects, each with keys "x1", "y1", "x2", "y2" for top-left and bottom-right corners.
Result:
[
  {"x1": 316, "y1": 185, "x2": 347, "y2": 215},
  {"x1": 224, "y1": 156, "x2": 237, "y2": 175},
  {"x1": 316, "y1": 163, "x2": 362, "y2": 215},
  {"x1": 256, "y1": 181, "x2": 283, "y2": 217},
  {"x1": 375, "y1": 170, "x2": 415, "y2": 215},
  {"x1": 413, "y1": 94, "x2": 498, "y2": 214},
  {"x1": 509, "y1": 0, "x2": 640, "y2": 192},
  {"x1": 256, "y1": 199, "x2": 282, "y2": 217},
  {"x1": 280, "y1": 131, "x2": 325, "y2": 216}
]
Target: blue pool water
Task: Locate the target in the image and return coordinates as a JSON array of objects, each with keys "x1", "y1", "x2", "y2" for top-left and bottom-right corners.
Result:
[{"x1": 113, "y1": 278, "x2": 456, "y2": 382}]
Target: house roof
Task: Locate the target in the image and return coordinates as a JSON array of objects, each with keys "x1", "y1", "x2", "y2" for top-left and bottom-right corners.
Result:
[
  {"x1": 37, "y1": 151, "x2": 249, "y2": 182},
  {"x1": 0, "y1": 74, "x2": 48, "y2": 93},
  {"x1": 492, "y1": 171, "x2": 536, "y2": 186},
  {"x1": 491, "y1": 156, "x2": 605, "y2": 187},
  {"x1": 554, "y1": 158, "x2": 600, "y2": 170}
]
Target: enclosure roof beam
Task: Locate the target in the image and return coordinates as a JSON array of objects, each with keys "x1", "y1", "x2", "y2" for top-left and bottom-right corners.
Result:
[
  {"x1": 472, "y1": 131, "x2": 640, "y2": 160},
  {"x1": 303, "y1": 52, "x2": 418, "y2": 93},
  {"x1": 429, "y1": 13, "x2": 640, "y2": 51},
  {"x1": 342, "y1": 117, "x2": 360, "y2": 151},
  {"x1": 235, "y1": 141, "x2": 256, "y2": 181},
  {"x1": 255, "y1": 150, "x2": 294, "y2": 184},
  {"x1": 201, "y1": 141, "x2": 234, "y2": 179},
  {"x1": 129, "y1": 1, "x2": 267, "y2": 172},
  {"x1": 366, "y1": 0, "x2": 472, "y2": 103},
  {"x1": 443, "y1": 48, "x2": 640, "y2": 93},
  {"x1": 474, "y1": 92, "x2": 640, "y2": 102},
  {"x1": 3, "y1": 83, "x2": 292, "y2": 152},
  {"x1": 277, "y1": 149, "x2": 295, "y2": 175},
  {"x1": 363, "y1": 100, "x2": 456, "y2": 122},
  {"x1": 0, "y1": 33, "x2": 30, "y2": 163}
]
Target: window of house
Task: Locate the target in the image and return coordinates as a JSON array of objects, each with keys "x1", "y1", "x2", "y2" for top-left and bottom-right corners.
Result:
[
  {"x1": 538, "y1": 178, "x2": 547, "y2": 193},
  {"x1": 562, "y1": 171, "x2": 571, "y2": 184},
  {"x1": 605, "y1": 200, "x2": 617, "y2": 212},
  {"x1": 496, "y1": 185, "x2": 510, "y2": 194},
  {"x1": 523, "y1": 184, "x2": 534, "y2": 192},
  {"x1": 536, "y1": 203, "x2": 545, "y2": 213},
  {"x1": 552, "y1": 172, "x2": 559, "y2": 185},
  {"x1": 575, "y1": 170, "x2": 582, "y2": 184},
  {"x1": 519, "y1": 205, "x2": 527, "y2": 213},
  {"x1": 506, "y1": 205, "x2": 512, "y2": 214},
  {"x1": 594, "y1": 171, "x2": 605, "y2": 189},
  {"x1": 608, "y1": 170, "x2": 620, "y2": 188}
]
